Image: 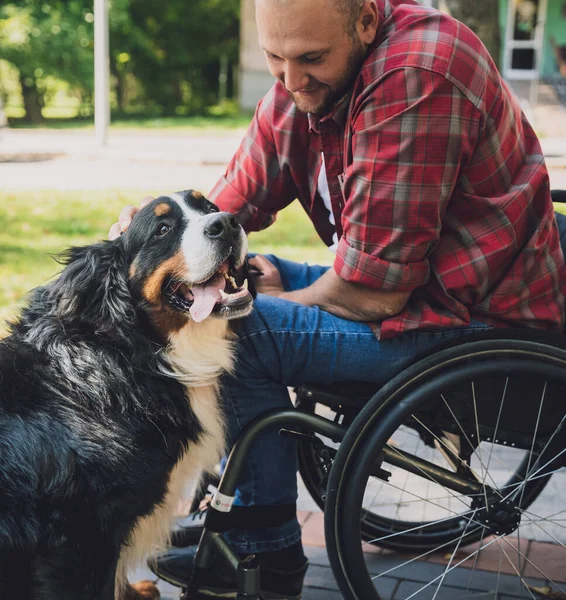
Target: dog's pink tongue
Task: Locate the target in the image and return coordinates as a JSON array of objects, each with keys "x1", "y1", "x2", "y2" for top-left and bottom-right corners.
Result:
[{"x1": 189, "y1": 273, "x2": 225, "y2": 323}]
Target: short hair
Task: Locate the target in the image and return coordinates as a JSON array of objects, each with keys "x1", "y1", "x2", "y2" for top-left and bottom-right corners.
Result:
[
  {"x1": 336, "y1": 0, "x2": 365, "y2": 34},
  {"x1": 256, "y1": 0, "x2": 365, "y2": 35}
]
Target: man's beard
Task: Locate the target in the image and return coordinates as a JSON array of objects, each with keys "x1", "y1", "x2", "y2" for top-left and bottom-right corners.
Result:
[{"x1": 288, "y1": 40, "x2": 366, "y2": 116}]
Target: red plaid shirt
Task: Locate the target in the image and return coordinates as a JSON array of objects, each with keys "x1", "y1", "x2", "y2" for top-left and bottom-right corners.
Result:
[{"x1": 210, "y1": 0, "x2": 566, "y2": 338}]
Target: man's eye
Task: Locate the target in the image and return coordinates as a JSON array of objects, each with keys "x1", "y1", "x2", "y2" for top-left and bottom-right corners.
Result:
[
  {"x1": 303, "y1": 56, "x2": 323, "y2": 64},
  {"x1": 157, "y1": 224, "x2": 171, "y2": 236}
]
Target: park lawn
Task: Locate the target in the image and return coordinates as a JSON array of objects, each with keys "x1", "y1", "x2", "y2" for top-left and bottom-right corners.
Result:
[
  {"x1": 8, "y1": 113, "x2": 255, "y2": 135},
  {"x1": 0, "y1": 190, "x2": 332, "y2": 335}
]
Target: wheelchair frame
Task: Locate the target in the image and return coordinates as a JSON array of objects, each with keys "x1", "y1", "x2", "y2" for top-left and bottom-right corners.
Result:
[{"x1": 180, "y1": 191, "x2": 566, "y2": 600}]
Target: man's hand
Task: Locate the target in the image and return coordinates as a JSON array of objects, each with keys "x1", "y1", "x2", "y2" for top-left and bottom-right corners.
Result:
[
  {"x1": 108, "y1": 196, "x2": 155, "y2": 240},
  {"x1": 249, "y1": 255, "x2": 285, "y2": 296}
]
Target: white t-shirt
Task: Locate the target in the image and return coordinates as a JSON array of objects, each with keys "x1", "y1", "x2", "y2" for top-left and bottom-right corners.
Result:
[{"x1": 317, "y1": 152, "x2": 339, "y2": 253}]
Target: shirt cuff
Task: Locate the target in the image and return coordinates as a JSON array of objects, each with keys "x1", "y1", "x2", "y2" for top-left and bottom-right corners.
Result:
[{"x1": 334, "y1": 237, "x2": 430, "y2": 292}]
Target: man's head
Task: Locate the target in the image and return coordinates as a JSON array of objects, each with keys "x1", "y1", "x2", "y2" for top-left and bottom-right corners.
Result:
[{"x1": 256, "y1": 0, "x2": 379, "y2": 115}]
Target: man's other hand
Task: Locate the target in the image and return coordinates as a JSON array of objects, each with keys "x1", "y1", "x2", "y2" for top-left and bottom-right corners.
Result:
[
  {"x1": 249, "y1": 255, "x2": 285, "y2": 297},
  {"x1": 108, "y1": 196, "x2": 155, "y2": 240}
]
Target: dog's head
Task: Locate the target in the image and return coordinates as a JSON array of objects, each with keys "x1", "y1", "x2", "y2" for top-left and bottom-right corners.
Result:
[
  {"x1": 123, "y1": 190, "x2": 254, "y2": 325},
  {"x1": 46, "y1": 190, "x2": 254, "y2": 341}
]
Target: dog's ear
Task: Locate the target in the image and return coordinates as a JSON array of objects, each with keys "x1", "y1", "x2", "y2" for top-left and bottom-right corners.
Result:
[{"x1": 49, "y1": 240, "x2": 135, "y2": 334}]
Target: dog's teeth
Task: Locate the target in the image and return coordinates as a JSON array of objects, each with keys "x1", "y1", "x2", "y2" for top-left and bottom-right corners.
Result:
[
  {"x1": 219, "y1": 289, "x2": 230, "y2": 300},
  {"x1": 229, "y1": 276, "x2": 237, "y2": 288},
  {"x1": 242, "y1": 279, "x2": 248, "y2": 290},
  {"x1": 223, "y1": 272, "x2": 230, "y2": 280}
]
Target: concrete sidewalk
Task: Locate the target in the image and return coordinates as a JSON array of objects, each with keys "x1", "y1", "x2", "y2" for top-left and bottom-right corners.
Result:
[{"x1": 1, "y1": 127, "x2": 565, "y2": 193}]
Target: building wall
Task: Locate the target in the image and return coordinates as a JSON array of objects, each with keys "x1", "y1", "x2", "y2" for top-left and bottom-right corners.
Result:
[
  {"x1": 542, "y1": 0, "x2": 566, "y2": 78},
  {"x1": 239, "y1": 0, "x2": 272, "y2": 111}
]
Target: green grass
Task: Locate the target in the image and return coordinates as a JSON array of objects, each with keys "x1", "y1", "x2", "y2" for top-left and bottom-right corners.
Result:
[
  {"x1": 0, "y1": 190, "x2": 331, "y2": 335},
  {"x1": 7, "y1": 112, "x2": 255, "y2": 133}
]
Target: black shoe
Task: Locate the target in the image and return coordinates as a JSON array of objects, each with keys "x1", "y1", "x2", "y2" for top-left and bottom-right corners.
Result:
[
  {"x1": 148, "y1": 542, "x2": 308, "y2": 599},
  {"x1": 170, "y1": 501, "x2": 210, "y2": 547}
]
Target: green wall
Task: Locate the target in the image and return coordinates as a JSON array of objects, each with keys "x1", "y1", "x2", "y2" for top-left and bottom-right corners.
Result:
[
  {"x1": 499, "y1": 0, "x2": 566, "y2": 79},
  {"x1": 542, "y1": 0, "x2": 566, "y2": 78}
]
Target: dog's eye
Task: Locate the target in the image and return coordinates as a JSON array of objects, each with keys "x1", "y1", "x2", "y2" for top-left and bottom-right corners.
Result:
[{"x1": 157, "y1": 224, "x2": 171, "y2": 236}]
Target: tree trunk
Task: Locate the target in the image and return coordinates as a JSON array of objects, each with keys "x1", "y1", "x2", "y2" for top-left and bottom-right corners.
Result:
[
  {"x1": 0, "y1": 96, "x2": 7, "y2": 128},
  {"x1": 19, "y1": 74, "x2": 44, "y2": 124},
  {"x1": 443, "y1": 0, "x2": 501, "y2": 70}
]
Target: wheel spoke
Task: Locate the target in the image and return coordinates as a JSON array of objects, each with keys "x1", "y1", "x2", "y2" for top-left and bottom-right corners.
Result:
[
  {"x1": 498, "y1": 536, "x2": 566, "y2": 594},
  {"x1": 410, "y1": 415, "x2": 486, "y2": 484},
  {"x1": 431, "y1": 508, "x2": 479, "y2": 600},
  {"x1": 365, "y1": 508, "x2": 479, "y2": 545},
  {"x1": 518, "y1": 382, "x2": 547, "y2": 509},
  {"x1": 493, "y1": 538, "x2": 537, "y2": 600},
  {"x1": 403, "y1": 533, "x2": 507, "y2": 599},
  {"x1": 440, "y1": 393, "x2": 503, "y2": 495},
  {"x1": 485, "y1": 376, "x2": 509, "y2": 476},
  {"x1": 370, "y1": 524, "x2": 484, "y2": 580},
  {"x1": 385, "y1": 444, "x2": 474, "y2": 512}
]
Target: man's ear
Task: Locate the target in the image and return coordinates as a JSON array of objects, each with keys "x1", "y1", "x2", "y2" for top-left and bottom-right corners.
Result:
[{"x1": 49, "y1": 241, "x2": 135, "y2": 335}]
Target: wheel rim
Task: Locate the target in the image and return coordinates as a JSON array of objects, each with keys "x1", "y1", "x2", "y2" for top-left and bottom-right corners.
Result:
[{"x1": 327, "y1": 347, "x2": 566, "y2": 600}]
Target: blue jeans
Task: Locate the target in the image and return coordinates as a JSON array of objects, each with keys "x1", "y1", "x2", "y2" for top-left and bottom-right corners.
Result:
[{"x1": 221, "y1": 255, "x2": 489, "y2": 553}]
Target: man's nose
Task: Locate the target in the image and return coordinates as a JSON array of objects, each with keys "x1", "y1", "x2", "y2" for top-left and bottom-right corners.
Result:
[{"x1": 284, "y1": 63, "x2": 310, "y2": 93}]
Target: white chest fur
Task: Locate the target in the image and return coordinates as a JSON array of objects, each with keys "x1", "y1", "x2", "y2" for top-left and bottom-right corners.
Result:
[{"x1": 116, "y1": 319, "x2": 233, "y2": 593}]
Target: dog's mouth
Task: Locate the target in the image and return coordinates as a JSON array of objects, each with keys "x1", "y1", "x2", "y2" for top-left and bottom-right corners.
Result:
[{"x1": 165, "y1": 259, "x2": 252, "y2": 322}]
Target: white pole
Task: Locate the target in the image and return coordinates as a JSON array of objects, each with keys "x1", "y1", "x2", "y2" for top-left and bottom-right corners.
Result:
[{"x1": 94, "y1": 0, "x2": 109, "y2": 146}]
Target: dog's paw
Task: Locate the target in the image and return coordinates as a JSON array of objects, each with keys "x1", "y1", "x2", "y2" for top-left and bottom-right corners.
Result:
[{"x1": 123, "y1": 580, "x2": 161, "y2": 600}]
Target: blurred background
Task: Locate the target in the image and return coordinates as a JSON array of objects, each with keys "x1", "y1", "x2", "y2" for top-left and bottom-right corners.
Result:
[{"x1": 1, "y1": 0, "x2": 566, "y2": 331}]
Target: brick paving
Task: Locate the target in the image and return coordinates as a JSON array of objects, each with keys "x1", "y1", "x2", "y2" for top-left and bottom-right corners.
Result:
[{"x1": 132, "y1": 509, "x2": 564, "y2": 599}]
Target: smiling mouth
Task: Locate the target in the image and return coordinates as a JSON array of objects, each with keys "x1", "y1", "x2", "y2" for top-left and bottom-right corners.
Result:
[{"x1": 165, "y1": 259, "x2": 252, "y2": 322}]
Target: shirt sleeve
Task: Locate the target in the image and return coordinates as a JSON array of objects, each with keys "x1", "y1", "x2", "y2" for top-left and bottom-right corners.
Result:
[
  {"x1": 208, "y1": 86, "x2": 297, "y2": 233},
  {"x1": 334, "y1": 67, "x2": 481, "y2": 292}
]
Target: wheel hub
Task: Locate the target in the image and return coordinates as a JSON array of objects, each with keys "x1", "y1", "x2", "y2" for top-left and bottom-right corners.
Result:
[{"x1": 471, "y1": 494, "x2": 522, "y2": 536}]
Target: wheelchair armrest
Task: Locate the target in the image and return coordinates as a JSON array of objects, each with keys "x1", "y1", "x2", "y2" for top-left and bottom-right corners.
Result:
[{"x1": 295, "y1": 381, "x2": 381, "y2": 410}]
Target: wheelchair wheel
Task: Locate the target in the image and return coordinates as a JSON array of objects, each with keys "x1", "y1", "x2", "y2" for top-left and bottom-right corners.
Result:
[{"x1": 325, "y1": 337, "x2": 566, "y2": 600}]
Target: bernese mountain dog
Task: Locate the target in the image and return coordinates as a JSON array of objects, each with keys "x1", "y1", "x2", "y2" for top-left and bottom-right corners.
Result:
[{"x1": 0, "y1": 190, "x2": 253, "y2": 599}]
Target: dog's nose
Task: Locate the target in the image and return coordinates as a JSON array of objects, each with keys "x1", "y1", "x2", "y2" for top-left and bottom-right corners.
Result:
[{"x1": 204, "y1": 213, "x2": 241, "y2": 240}]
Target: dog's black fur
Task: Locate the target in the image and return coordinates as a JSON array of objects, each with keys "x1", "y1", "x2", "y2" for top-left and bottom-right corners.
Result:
[{"x1": 0, "y1": 190, "x2": 253, "y2": 599}]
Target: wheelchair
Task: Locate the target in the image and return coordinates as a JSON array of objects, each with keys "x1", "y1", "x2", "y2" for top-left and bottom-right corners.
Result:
[{"x1": 183, "y1": 190, "x2": 566, "y2": 600}]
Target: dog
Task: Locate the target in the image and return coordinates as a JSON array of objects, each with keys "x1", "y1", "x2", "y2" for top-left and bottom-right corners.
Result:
[{"x1": 0, "y1": 190, "x2": 254, "y2": 599}]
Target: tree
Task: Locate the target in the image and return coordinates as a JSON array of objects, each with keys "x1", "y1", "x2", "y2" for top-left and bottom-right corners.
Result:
[
  {"x1": 443, "y1": 0, "x2": 501, "y2": 69},
  {"x1": 108, "y1": 0, "x2": 240, "y2": 115},
  {"x1": 0, "y1": 1, "x2": 94, "y2": 123}
]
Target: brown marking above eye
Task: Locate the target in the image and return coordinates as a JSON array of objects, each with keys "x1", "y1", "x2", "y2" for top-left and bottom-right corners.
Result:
[
  {"x1": 191, "y1": 191, "x2": 204, "y2": 199},
  {"x1": 129, "y1": 262, "x2": 137, "y2": 279},
  {"x1": 142, "y1": 252, "x2": 189, "y2": 305},
  {"x1": 154, "y1": 203, "x2": 171, "y2": 217}
]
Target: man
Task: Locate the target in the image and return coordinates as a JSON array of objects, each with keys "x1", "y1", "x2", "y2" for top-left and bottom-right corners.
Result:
[{"x1": 111, "y1": 0, "x2": 566, "y2": 597}]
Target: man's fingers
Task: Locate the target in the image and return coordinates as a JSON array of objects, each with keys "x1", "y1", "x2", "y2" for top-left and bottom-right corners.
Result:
[
  {"x1": 117, "y1": 205, "x2": 138, "y2": 233},
  {"x1": 249, "y1": 254, "x2": 273, "y2": 271},
  {"x1": 109, "y1": 197, "x2": 155, "y2": 240},
  {"x1": 108, "y1": 222, "x2": 122, "y2": 240}
]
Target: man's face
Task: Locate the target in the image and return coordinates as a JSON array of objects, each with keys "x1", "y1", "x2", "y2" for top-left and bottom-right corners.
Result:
[{"x1": 256, "y1": 0, "x2": 374, "y2": 115}]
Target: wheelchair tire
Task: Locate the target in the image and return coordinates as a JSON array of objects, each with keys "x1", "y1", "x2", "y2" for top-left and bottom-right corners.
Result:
[{"x1": 325, "y1": 337, "x2": 566, "y2": 600}]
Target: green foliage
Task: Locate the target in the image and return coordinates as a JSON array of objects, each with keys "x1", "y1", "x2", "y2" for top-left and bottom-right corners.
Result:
[
  {"x1": 0, "y1": 1, "x2": 95, "y2": 106},
  {"x1": 0, "y1": 0, "x2": 242, "y2": 121},
  {"x1": 109, "y1": 0, "x2": 240, "y2": 114},
  {"x1": 0, "y1": 190, "x2": 330, "y2": 335}
]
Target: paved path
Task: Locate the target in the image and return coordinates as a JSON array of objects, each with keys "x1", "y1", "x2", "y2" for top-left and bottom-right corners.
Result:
[
  {"x1": 1, "y1": 129, "x2": 565, "y2": 193},
  {"x1": 128, "y1": 510, "x2": 564, "y2": 599}
]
